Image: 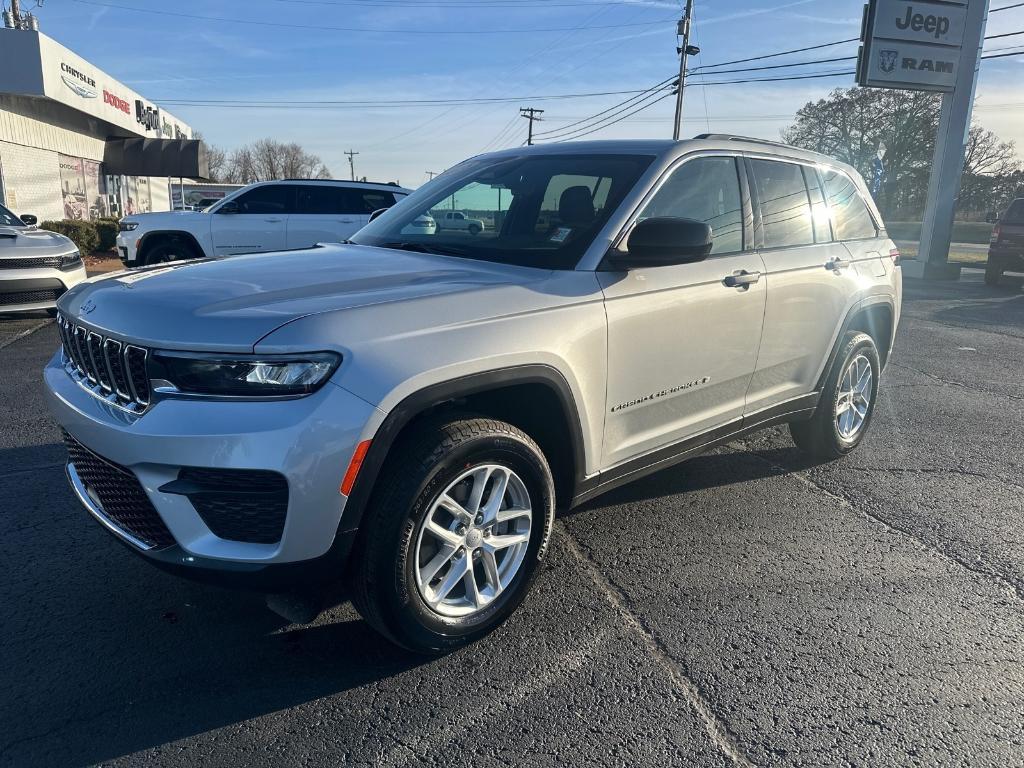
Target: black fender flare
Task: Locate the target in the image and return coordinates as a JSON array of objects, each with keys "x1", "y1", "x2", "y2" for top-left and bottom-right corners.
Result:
[
  {"x1": 338, "y1": 365, "x2": 587, "y2": 535},
  {"x1": 815, "y1": 295, "x2": 896, "y2": 392}
]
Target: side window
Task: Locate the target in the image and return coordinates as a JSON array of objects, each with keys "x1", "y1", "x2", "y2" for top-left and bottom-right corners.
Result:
[
  {"x1": 637, "y1": 156, "x2": 744, "y2": 255},
  {"x1": 234, "y1": 184, "x2": 294, "y2": 215},
  {"x1": 822, "y1": 169, "x2": 877, "y2": 240},
  {"x1": 296, "y1": 185, "x2": 345, "y2": 215},
  {"x1": 803, "y1": 167, "x2": 832, "y2": 243},
  {"x1": 339, "y1": 189, "x2": 398, "y2": 215},
  {"x1": 749, "y1": 160, "x2": 814, "y2": 249}
]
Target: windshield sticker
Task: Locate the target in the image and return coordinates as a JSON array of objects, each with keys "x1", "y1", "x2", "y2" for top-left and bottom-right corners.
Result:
[{"x1": 549, "y1": 227, "x2": 573, "y2": 243}]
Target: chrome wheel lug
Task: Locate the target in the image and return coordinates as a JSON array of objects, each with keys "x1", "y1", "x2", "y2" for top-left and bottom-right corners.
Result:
[{"x1": 474, "y1": 515, "x2": 483, "y2": 525}]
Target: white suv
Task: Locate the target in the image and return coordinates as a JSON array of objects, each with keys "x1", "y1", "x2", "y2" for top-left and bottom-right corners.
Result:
[{"x1": 116, "y1": 179, "x2": 411, "y2": 267}]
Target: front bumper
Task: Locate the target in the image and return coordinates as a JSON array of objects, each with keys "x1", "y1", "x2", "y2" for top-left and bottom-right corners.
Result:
[
  {"x1": 115, "y1": 231, "x2": 141, "y2": 266},
  {"x1": 0, "y1": 265, "x2": 86, "y2": 312},
  {"x1": 45, "y1": 350, "x2": 382, "y2": 587}
]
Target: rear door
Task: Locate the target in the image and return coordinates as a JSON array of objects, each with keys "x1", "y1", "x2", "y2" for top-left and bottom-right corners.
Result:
[
  {"x1": 210, "y1": 184, "x2": 294, "y2": 255},
  {"x1": 743, "y1": 158, "x2": 858, "y2": 417},
  {"x1": 289, "y1": 186, "x2": 399, "y2": 247},
  {"x1": 600, "y1": 154, "x2": 766, "y2": 468}
]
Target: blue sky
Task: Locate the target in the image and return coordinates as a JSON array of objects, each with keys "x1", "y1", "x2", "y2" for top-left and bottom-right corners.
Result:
[{"x1": 34, "y1": 0, "x2": 1024, "y2": 186}]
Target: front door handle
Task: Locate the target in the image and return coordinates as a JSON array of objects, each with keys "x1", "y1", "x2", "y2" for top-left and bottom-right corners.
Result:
[
  {"x1": 723, "y1": 270, "x2": 761, "y2": 289},
  {"x1": 264, "y1": 218, "x2": 283, "y2": 223},
  {"x1": 826, "y1": 257, "x2": 846, "y2": 272}
]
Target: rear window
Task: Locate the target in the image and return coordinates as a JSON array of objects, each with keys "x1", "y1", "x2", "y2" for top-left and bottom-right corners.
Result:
[
  {"x1": 749, "y1": 159, "x2": 814, "y2": 249},
  {"x1": 822, "y1": 169, "x2": 877, "y2": 241},
  {"x1": 1003, "y1": 199, "x2": 1024, "y2": 224}
]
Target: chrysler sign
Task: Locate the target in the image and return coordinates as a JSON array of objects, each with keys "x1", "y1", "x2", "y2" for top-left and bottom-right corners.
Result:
[{"x1": 858, "y1": 0, "x2": 968, "y2": 92}]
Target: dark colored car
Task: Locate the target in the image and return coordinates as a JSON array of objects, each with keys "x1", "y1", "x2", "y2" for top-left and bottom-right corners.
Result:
[{"x1": 986, "y1": 198, "x2": 1024, "y2": 286}]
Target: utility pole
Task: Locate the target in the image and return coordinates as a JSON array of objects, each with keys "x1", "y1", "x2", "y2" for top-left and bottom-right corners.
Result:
[
  {"x1": 425, "y1": 171, "x2": 437, "y2": 181},
  {"x1": 520, "y1": 107, "x2": 544, "y2": 146},
  {"x1": 9, "y1": 0, "x2": 23, "y2": 28},
  {"x1": 672, "y1": 0, "x2": 700, "y2": 141},
  {"x1": 345, "y1": 149, "x2": 359, "y2": 182}
]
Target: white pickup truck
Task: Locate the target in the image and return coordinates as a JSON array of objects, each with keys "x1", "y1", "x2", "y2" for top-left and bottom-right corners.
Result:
[{"x1": 434, "y1": 210, "x2": 485, "y2": 235}]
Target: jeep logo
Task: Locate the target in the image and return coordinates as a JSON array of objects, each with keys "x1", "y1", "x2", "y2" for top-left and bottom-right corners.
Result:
[{"x1": 895, "y1": 5, "x2": 951, "y2": 39}]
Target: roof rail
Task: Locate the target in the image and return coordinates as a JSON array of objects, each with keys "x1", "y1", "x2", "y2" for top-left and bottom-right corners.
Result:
[
  {"x1": 278, "y1": 178, "x2": 401, "y2": 186},
  {"x1": 692, "y1": 133, "x2": 796, "y2": 150}
]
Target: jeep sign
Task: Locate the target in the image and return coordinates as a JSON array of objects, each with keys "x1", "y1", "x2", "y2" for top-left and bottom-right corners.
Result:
[{"x1": 858, "y1": 0, "x2": 969, "y2": 92}]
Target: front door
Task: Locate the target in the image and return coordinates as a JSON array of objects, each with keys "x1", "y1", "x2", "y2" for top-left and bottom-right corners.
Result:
[
  {"x1": 211, "y1": 184, "x2": 293, "y2": 255},
  {"x1": 600, "y1": 154, "x2": 766, "y2": 469}
]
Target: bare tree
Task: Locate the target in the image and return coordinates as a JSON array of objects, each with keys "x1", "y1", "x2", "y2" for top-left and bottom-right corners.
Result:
[
  {"x1": 192, "y1": 132, "x2": 229, "y2": 183},
  {"x1": 782, "y1": 87, "x2": 1021, "y2": 219},
  {"x1": 220, "y1": 139, "x2": 331, "y2": 183}
]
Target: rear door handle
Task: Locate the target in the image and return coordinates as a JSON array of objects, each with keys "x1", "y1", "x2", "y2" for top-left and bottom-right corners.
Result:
[
  {"x1": 826, "y1": 257, "x2": 846, "y2": 272},
  {"x1": 723, "y1": 270, "x2": 761, "y2": 289}
]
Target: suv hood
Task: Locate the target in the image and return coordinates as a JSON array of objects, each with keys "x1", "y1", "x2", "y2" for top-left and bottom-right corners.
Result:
[
  {"x1": 0, "y1": 226, "x2": 76, "y2": 256},
  {"x1": 58, "y1": 244, "x2": 545, "y2": 351}
]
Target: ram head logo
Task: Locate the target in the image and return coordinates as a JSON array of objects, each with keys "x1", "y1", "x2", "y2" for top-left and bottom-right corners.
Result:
[{"x1": 879, "y1": 50, "x2": 899, "y2": 74}]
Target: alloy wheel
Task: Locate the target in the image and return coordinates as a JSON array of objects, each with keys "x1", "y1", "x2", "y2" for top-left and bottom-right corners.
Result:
[{"x1": 836, "y1": 353, "x2": 873, "y2": 440}]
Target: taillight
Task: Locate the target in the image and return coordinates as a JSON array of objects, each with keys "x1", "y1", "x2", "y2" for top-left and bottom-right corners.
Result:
[
  {"x1": 889, "y1": 247, "x2": 901, "y2": 267},
  {"x1": 991, "y1": 225, "x2": 1001, "y2": 244}
]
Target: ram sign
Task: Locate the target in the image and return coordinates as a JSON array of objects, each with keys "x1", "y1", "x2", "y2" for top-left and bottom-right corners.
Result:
[{"x1": 858, "y1": 0, "x2": 969, "y2": 93}]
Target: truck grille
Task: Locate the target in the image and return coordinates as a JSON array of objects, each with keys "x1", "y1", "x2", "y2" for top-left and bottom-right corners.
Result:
[
  {"x1": 57, "y1": 313, "x2": 151, "y2": 410},
  {"x1": 63, "y1": 429, "x2": 176, "y2": 549},
  {"x1": 0, "y1": 256, "x2": 64, "y2": 270},
  {"x1": 0, "y1": 288, "x2": 64, "y2": 306}
]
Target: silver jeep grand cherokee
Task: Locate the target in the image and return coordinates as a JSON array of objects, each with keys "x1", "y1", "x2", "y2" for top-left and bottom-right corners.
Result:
[{"x1": 45, "y1": 136, "x2": 901, "y2": 653}]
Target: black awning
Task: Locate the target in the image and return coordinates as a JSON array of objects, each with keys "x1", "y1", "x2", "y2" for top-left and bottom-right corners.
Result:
[{"x1": 103, "y1": 139, "x2": 209, "y2": 179}]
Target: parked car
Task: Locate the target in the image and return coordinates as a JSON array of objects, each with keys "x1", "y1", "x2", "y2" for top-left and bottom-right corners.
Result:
[
  {"x1": 0, "y1": 205, "x2": 86, "y2": 315},
  {"x1": 47, "y1": 136, "x2": 901, "y2": 653},
  {"x1": 986, "y1": 197, "x2": 1024, "y2": 286},
  {"x1": 435, "y1": 210, "x2": 484, "y2": 235},
  {"x1": 116, "y1": 179, "x2": 411, "y2": 267},
  {"x1": 400, "y1": 214, "x2": 437, "y2": 236}
]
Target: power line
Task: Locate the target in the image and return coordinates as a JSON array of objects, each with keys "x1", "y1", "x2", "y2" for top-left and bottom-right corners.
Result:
[
  {"x1": 553, "y1": 92, "x2": 676, "y2": 143},
  {"x1": 70, "y1": 0, "x2": 677, "y2": 34},
  {"x1": 545, "y1": 86, "x2": 678, "y2": 142},
  {"x1": 693, "y1": 38, "x2": 860, "y2": 72},
  {"x1": 270, "y1": 0, "x2": 657, "y2": 6},
  {"x1": 992, "y1": 2, "x2": 1024, "y2": 11},
  {"x1": 535, "y1": 76, "x2": 677, "y2": 137},
  {"x1": 690, "y1": 55, "x2": 857, "y2": 76}
]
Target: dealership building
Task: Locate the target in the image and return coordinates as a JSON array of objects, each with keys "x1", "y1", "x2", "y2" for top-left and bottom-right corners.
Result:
[{"x1": 0, "y1": 27, "x2": 206, "y2": 223}]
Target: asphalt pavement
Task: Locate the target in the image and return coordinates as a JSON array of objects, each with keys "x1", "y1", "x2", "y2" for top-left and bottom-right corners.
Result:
[{"x1": 1, "y1": 272, "x2": 1023, "y2": 767}]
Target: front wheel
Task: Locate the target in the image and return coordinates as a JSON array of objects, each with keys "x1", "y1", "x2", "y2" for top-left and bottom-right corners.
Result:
[
  {"x1": 468, "y1": 223, "x2": 481, "y2": 235},
  {"x1": 350, "y1": 416, "x2": 555, "y2": 654},
  {"x1": 144, "y1": 240, "x2": 198, "y2": 266},
  {"x1": 790, "y1": 332, "x2": 880, "y2": 461}
]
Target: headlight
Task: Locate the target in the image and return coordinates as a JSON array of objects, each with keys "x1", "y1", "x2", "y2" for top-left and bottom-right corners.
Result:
[
  {"x1": 58, "y1": 250, "x2": 82, "y2": 270},
  {"x1": 152, "y1": 352, "x2": 341, "y2": 397},
  {"x1": 119, "y1": 221, "x2": 139, "y2": 232}
]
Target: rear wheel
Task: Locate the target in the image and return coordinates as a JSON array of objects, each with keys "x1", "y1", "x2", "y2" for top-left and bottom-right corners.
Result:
[
  {"x1": 468, "y1": 223, "x2": 481, "y2": 235},
  {"x1": 350, "y1": 416, "x2": 555, "y2": 654},
  {"x1": 984, "y1": 255, "x2": 1004, "y2": 287},
  {"x1": 790, "y1": 332, "x2": 880, "y2": 461},
  {"x1": 143, "y1": 239, "x2": 199, "y2": 266}
]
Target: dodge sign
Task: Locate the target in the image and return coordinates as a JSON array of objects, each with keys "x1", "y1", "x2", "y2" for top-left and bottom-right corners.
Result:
[{"x1": 858, "y1": 0, "x2": 970, "y2": 93}]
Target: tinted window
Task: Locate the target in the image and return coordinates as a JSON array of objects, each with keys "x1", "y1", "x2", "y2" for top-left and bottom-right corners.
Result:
[
  {"x1": 233, "y1": 184, "x2": 295, "y2": 215},
  {"x1": 750, "y1": 160, "x2": 814, "y2": 249},
  {"x1": 296, "y1": 185, "x2": 347, "y2": 214},
  {"x1": 0, "y1": 204, "x2": 23, "y2": 227},
  {"x1": 343, "y1": 189, "x2": 397, "y2": 215},
  {"x1": 638, "y1": 156, "x2": 744, "y2": 255},
  {"x1": 822, "y1": 169, "x2": 877, "y2": 240},
  {"x1": 1003, "y1": 199, "x2": 1024, "y2": 224},
  {"x1": 803, "y1": 167, "x2": 832, "y2": 243}
]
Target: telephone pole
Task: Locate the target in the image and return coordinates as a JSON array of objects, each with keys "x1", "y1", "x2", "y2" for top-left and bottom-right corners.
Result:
[
  {"x1": 345, "y1": 149, "x2": 359, "y2": 182},
  {"x1": 520, "y1": 107, "x2": 544, "y2": 146},
  {"x1": 425, "y1": 171, "x2": 437, "y2": 181},
  {"x1": 672, "y1": 0, "x2": 699, "y2": 141}
]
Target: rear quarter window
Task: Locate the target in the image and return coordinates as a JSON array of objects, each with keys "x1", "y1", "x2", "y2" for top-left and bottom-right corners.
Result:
[
  {"x1": 1003, "y1": 199, "x2": 1024, "y2": 224},
  {"x1": 822, "y1": 169, "x2": 877, "y2": 241}
]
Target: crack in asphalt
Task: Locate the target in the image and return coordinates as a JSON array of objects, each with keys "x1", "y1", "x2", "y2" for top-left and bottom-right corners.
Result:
[
  {"x1": 556, "y1": 527, "x2": 756, "y2": 768},
  {"x1": 735, "y1": 445, "x2": 1024, "y2": 604},
  {"x1": 0, "y1": 319, "x2": 53, "y2": 350},
  {"x1": 889, "y1": 362, "x2": 1024, "y2": 402},
  {"x1": 839, "y1": 464, "x2": 1024, "y2": 495}
]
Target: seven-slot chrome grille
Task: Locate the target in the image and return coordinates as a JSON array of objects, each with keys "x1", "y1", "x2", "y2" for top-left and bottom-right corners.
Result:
[{"x1": 57, "y1": 313, "x2": 151, "y2": 411}]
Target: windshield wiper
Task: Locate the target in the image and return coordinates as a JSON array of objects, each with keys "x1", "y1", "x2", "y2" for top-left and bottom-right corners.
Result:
[{"x1": 379, "y1": 242, "x2": 467, "y2": 257}]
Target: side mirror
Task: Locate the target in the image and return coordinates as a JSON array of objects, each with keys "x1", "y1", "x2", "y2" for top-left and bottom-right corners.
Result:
[
  {"x1": 217, "y1": 200, "x2": 240, "y2": 214},
  {"x1": 609, "y1": 217, "x2": 713, "y2": 270},
  {"x1": 20, "y1": 214, "x2": 37, "y2": 226},
  {"x1": 368, "y1": 207, "x2": 389, "y2": 223}
]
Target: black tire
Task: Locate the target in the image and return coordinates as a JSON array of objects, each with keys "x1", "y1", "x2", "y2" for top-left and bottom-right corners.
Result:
[
  {"x1": 350, "y1": 415, "x2": 555, "y2": 654},
  {"x1": 790, "y1": 332, "x2": 881, "y2": 461},
  {"x1": 468, "y1": 223, "x2": 481, "y2": 235},
  {"x1": 984, "y1": 256, "x2": 1004, "y2": 287},
  {"x1": 143, "y1": 240, "x2": 198, "y2": 266}
]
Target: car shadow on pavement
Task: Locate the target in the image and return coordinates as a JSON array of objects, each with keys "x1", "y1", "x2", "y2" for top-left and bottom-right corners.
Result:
[{"x1": 0, "y1": 445, "x2": 433, "y2": 766}]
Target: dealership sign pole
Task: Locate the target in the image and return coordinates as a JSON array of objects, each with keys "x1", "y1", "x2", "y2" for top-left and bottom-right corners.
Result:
[{"x1": 858, "y1": 0, "x2": 989, "y2": 279}]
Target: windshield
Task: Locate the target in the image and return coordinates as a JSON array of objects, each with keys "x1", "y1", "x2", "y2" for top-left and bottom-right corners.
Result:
[
  {"x1": 0, "y1": 204, "x2": 24, "y2": 227},
  {"x1": 351, "y1": 153, "x2": 653, "y2": 269}
]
